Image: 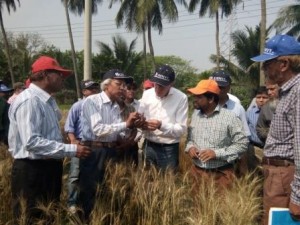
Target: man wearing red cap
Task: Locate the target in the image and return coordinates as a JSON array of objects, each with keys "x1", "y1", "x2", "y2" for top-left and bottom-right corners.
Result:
[
  {"x1": 8, "y1": 56, "x2": 91, "y2": 224},
  {"x1": 185, "y1": 79, "x2": 248, "y2": 189}
]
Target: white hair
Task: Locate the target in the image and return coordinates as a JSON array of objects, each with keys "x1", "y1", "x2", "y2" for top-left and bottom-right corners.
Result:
[{"x1": 100, "y1": 78, "x2": 112, "y2": 91}]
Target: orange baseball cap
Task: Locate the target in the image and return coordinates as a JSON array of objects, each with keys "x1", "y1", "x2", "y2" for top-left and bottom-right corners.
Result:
[
  {"x1": 187, "y1": 79, "x2": 220, "y2": 95},
  {"x1": 31, "y1": 56, "x2": 72, "y2": 77}
]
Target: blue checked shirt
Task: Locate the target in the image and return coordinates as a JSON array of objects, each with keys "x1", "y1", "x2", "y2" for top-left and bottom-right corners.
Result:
[
  {"x1": 246, "y1": 105, "x2": 263, "y2": 146},
  {"x1": 8, "y1": 83, "x2": 76, "y2": 159},
  {"x1": 264, "y1": 74, "x2": 300, "y2": 205},
  {"x1": 185, "y1": 106, "x2": 248, "y2": 169},
  {"x1": 81, "y1": 91, "x2": 126, "y2": 142}
]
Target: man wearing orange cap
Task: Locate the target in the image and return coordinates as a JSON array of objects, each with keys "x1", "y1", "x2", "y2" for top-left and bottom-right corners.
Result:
[
  {"x1": 185, "y1": 79, "x2": 248, "y2": 189},
  {"x1": 8, "y1": 56, "x2": 91, "y2": 224}
]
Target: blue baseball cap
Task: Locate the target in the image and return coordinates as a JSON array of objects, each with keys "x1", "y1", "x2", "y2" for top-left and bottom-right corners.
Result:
[
  {"x1": 0, "y1": 83, "x2": 12, "y2": 92},
  {"x1": 251, "y1": 34, "x2": 300, "y2": 62}
]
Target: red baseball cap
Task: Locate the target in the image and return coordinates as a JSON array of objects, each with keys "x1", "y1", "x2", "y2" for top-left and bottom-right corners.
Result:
[
  {"x1": 143, "y1": 79, "x2": 154, "y2": 90},
  {"x1": 31, "y1": 56, "x2": 72, "y2": 77}
]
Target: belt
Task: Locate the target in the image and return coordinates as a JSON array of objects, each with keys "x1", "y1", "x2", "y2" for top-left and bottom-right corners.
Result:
[
  {"x1": 147, "y1": 140, "x2": 178, "y2": 147},
  {"x1": 262, "y1": 157, "x2": 294, "y2": 167},
  {"x1": 195, "y1": 163, "x2": 234, "y2": 172},
  {"x1": 81, "y1": 140, "x2": 118, "y2": 148},
  {"x1": 250, "y1": 141, "x2": 264, "y2": 148}
]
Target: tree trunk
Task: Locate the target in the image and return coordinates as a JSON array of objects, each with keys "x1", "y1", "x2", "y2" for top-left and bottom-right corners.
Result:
[
  {"x1": 142, "y1": 23, "x2": 147, "y2": 81},
  {"x1": 215, "y1": 11, "x2": 220, "y2": 70},
  {"x1": 260, "y1": 0, "x2": 266, "y2": 86},
  {"x1": 84, "y1": 0, "x2": 92, "y2": 80},
  {"x1": 147, "y1": 15, "x2": 156, "y2": 71},
  {"x1": 64, "y1": 0, "x2": 81, "y2": 100},
  {"x1": 0, "y1": 11, "x2": 14, "y2": 85}
]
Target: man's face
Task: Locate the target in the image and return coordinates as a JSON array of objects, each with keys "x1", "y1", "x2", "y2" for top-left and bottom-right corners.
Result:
[
  {"x1": 262, "y1": 58, "x2": 285, "y2": 85},
  {"x1": 45, "y1": 70, "x2": 64, "y2": 93},
  {"x1": 266, "y1": 83, "x2": 279, "y2": 99},
  {"x1": 82, "y1": 86, "x2": 100, "y2": 97},
  {"x1": 154, "y1": 83, "x2": 171, "y2": 98},
  {"x1": 218, "y1": 85, "x2": 230, "y2": 98},
  {"x1": 255, "y1": 93, "x2": 269, "y2": 108},
  {"x1": 193, "y1": 94, "x2": 209, "y2": 111},
  {"x1": 125, "y1": 85, "x2": 137, "y2": 100},
  {"x1": 106, "y1": 79, "x2": 126, "y2": 101}
]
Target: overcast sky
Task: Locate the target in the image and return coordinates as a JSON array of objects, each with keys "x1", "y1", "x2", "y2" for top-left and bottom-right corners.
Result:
[{"x1": 2, "y1": 0, "x2": 296, "y2": 72}]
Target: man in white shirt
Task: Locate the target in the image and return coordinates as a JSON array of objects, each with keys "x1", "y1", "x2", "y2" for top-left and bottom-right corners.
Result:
[{"x1": 139, "y1": 65, "x2": 188, "y2": 172}]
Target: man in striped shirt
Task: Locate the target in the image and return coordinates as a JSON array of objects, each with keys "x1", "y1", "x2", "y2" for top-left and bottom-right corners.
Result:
[
  {"x1": 251, "y1": 34, "x2": 300, "y2": 225},
  {"x1": 185, "y1": 79, "x2": 248, "y2": 189},
  {"x1": 79, "y1": 69, "x2": 144, "y2": 222},
  {"x1": 8, "y1": 56, "x2": 91, "y2": 224}
]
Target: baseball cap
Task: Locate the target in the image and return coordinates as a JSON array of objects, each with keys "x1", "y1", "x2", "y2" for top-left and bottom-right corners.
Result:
[
  {"x1": 0, "y1": 83, "x2": 12, "y2": 92},
  {"x1": 80, "y1": 80, "x2": 99, "y2": 89},
  {"x1": 187, "y1": 79, "x2": 220, "y2": 95},
  {"x1": 251, "y1": 34, "x2": 300, "y2": 62},
  {"x1": 150, "y1": 65, "x2": 175, "y2": 86},
  {"x1": 209, "y1": 70, "x2": 232, "y2": 87},
  {"x1": 31, "y1": 56, "x2": 72, "y2": 77},
  {"x1": 143, "y1": 79, "x2": 154, "y2": 90},
  {"x1": 102, "y1": 69, "x2": 133, "y2": 83}
]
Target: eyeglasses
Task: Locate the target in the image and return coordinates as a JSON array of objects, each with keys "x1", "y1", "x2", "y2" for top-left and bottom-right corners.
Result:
[{"x1": 262, "y1": 58, "x2": 278, "y2": 70}]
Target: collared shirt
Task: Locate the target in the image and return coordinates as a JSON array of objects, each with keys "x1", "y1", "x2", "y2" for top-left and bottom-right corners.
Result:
[
  {"x1": 130, "y1": 99, "x2": 140, "y2": 111},
  {"x1": 247, "y1": 104, "x2": 263, "y2": 146},
  {"x1": 7, "y1": 93, "x2": 19, "y2": 104},
  {"x1": 256, "y1": 99, "x2": 278, "y2": 144},
  {"x1": 138, "y1": 87, "x2": 188, "y2": 144},
  {"x1": 81, "y1": 91, "x2": 126, "y2": 142},
  {"x1": 223, "y1": 98, "x2": 251, "y2": 137},
  {"x1": 64, "y1": 99, "x2": 84, "y2": 139},
  {"x1": 185, "y1": 106, "x2": 248, "y2": 169},
  {"x1": 263, "y1": 74, "x2": 300, "y2": 204},
  {"x1": 8, "y1": 83, "x2": 76, "y2": 159}
]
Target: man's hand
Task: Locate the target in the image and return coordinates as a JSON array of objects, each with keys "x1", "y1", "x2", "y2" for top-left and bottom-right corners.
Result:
[
  {"x1": 197, "y1": 149, "x2": 216, "y2": 162},
  {"x1": 289, "y1": 201, "x2": 300, "y2": 221},
  {"x1": 126, "y1": 112, "x2": 144, "y2": 128},
  {"x1": 144, "y1": 119, "x2": 162, "y2": 131},
  {"x1": 187, "y1": 146, "x2": 199, "y2": 159},
  {"x1": 75, "y1": 144, "x2": 91, "y2": 158}
]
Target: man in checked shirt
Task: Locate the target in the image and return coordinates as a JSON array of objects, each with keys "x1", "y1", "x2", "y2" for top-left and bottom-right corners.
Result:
[
  {"x1": 185, "y1": 79, "x2": 248, "y2": 190},
  {"x1": 251, "y1": 34, "x2": 300, "y2": 225}
]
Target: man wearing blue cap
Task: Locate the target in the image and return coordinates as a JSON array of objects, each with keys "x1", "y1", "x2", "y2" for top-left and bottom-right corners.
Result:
[
  {"x1": 79, "y1": 69, "x2": 144, "y2": 222},
  {"x1": 251, "y1": 34, "x2": 300, "y2": 224}
]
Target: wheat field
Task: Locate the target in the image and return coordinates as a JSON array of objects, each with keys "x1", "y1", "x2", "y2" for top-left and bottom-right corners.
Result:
[{"x1": 0, "y1": 110, "x2": 263, "y2": 225}]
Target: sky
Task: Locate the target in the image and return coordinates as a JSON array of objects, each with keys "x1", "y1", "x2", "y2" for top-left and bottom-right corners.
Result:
[{"x1": 2, "y1": 0, "x2": 296, "y2": 72}]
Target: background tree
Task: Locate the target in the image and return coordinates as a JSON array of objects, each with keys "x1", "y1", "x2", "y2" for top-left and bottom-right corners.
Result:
[
  {"x1": 188, "y1": 0, "x2": 242, "y2": 70},
  {"x1": 0, "y1": 0, "x2": 20, "y2": 85},
  {"x1": 95, "y1": 35, "x2": 143, "y2": 82},
  {"x1": 111, "y1": 0, "x2": 186, "y2": 71},
  {"x1": 62, "y1": 0, "x2": 103, "y2": 99},
  {"x1": 273, "y1": 0, "x2": 300, "y2": 40}
]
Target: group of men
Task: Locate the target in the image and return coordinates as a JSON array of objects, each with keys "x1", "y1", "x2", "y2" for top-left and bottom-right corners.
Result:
[{"x1": 6, "y1": 33, "x2": 300, "y2": 225}]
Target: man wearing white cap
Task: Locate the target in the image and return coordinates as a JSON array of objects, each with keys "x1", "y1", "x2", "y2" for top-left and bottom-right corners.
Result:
[{"x1": 251, "y1": 34, "x2": 300, "y2": 224}]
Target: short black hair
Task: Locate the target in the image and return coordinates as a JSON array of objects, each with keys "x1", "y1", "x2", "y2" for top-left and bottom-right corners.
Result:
[{"x1": 255, "y1": 86, "x2": 268, "y2": 96}]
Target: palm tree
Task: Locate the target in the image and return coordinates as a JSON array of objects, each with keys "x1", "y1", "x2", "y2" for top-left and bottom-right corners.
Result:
[
  {"x1": 210, "y1": 25, "x2": 271, "y2": 88},
  {"x1": 62, "y1": 0, "x2": 102, "y2": 99},
  {"x1": 110, "y1": 0, "x2": 186, "y2": 71},
  {"x1": 96, "y1": 35, "x2": 143, "y2": 78},
  {"x1": 188, "y1": 0, "x2": 242, "y2": 70},
  {"x1": 0, "y1": 0, "x2": 20, "y2": 85},
  {"x1": 273, "y1": 0, "x2": 300, "y2": 40}
]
